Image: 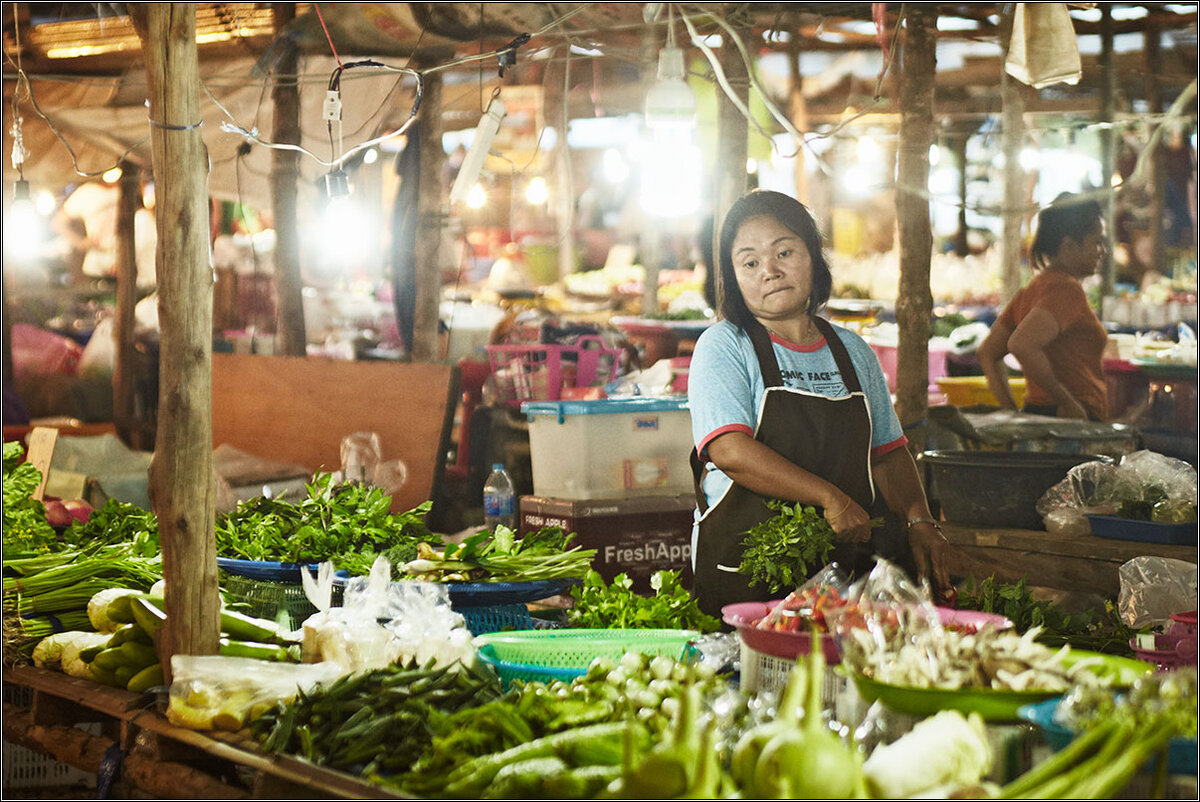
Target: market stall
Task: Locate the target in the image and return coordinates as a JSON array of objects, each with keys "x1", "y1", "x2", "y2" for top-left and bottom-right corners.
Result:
[{"x1": 4, "y1": 2, "x2": 1199, "y2": 800}]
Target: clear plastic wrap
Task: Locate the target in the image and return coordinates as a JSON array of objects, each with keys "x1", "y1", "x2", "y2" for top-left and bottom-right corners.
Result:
[
  {"x1": 834, "y1": 560, "x2": 1101, "y2": 693},
  {"x1": 338, "y1": 431, "x2": 407, "y2": 496},
  {"x1": 300, "y1": 556, "x2": 474, "y2": 672},
  {"x1": 756, "y1": 562, "x2": 850, "y2": 632},
  {"x1": 166, "y1": 655, "x2": 344, "y2": 731},
  {"x1": 1038, "y1": 450, "x2": 1198, "y2": 533},
  {"x1": 1117, "y1": 556, "x2": 1198, "y2": 629}
]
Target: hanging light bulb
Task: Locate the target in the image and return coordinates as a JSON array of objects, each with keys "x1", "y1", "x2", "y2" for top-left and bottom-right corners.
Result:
[
  {"x1": 640, "y1": 7, "x2": 700, "y2": 217},
  {"x1": 5, "y1": 180, "x2": 43, "y2": 261},
  {"x1": 466, "y1": 182, "x2": 487, "y2": 209},
  {"x1": 525, "y1": 176, "x2": 549, "y2": 205},
  {"x1": 102, "y1": 166, "x2": 123, "y2": 184}
]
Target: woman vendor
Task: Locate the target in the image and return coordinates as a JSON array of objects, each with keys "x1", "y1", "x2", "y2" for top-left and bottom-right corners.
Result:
[
  {"x1": 977, "y1": 193, "x2": 1108, "y2": 422},
  {"x1": 687, "y1": 190, "x2": 951, "y2": 617}
]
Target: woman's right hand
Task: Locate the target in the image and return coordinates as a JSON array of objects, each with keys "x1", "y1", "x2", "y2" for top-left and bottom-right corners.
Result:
[{"x1": 825, "y1": 494, "x2": 871, "y2": 543}]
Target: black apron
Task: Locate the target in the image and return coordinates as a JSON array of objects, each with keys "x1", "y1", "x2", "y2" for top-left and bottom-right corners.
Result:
[{"x1": 690, "y1": 317, "x2": 915, "y2": 618}]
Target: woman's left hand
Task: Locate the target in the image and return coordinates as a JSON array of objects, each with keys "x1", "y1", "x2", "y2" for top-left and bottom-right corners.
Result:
[{"x1": 907, "y1": 522, "x2": 953, "y2": 600}]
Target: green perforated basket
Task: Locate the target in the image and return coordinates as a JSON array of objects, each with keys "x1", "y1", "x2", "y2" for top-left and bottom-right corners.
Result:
[{"x1": 474, "y1": 628, "x2": 699, "y2": 686}]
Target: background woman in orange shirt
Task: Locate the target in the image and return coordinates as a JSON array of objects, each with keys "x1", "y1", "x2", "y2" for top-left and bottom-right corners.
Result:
[{"x1": 977, "y1": 193, "x2": 1109, "y2": 421}]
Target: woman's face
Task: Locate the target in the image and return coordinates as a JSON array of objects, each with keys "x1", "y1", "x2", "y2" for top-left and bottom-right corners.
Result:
[
  {"x1": 730, "y1": 215, "x2": 813, "y2": 323},
  {"x1": 1060, "y1": 221, "x2": 1106, "y2": 277}
]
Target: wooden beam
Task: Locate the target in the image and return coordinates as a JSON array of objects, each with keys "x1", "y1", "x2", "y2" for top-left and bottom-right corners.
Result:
[
  {"x1": 272, "y1": 2, "x2": 306, "y2": 357},
  {"x1": 129, "y1": 3, "x2": 220, "y2": 676},
  {"x1": 113, "y1": 160, "x2": 140, "y2": 448},
  {"x1": 1099, "y1": 5, "x2": 1118, "y2": 296},
  {"x1": 893, "y1": 5, "x2": 936, "y2": 428},
  {"x1": 712, "y1": 12, "x2": 751, "y2": 309},
  {"x1": 411, "y1": 68, "x2": 443, "y2": 363},
  {"x1": 999, "y1": 68, "x2": 1028, "y2": 304}
]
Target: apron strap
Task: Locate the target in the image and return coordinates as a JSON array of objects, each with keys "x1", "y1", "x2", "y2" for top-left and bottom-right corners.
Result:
[
  {"x1": 689, "y1": 448, "x2": 709, "y2": 513},
  {"x1": 747, "y1": 321, "x2": 784, "y2": 388},
  {"x1": 812, "y1": 316, "x2": 863, "y2": 394}
]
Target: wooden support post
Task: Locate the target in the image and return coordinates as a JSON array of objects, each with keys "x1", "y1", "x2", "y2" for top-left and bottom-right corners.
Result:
[
  {"x1": 271, "y1": 2, "x2": 306, "y2": 356},
  {"x1": 412, "y1": 68, "x2": 444, "y2": 363},
  {"x1": 893, "y1": 5, "x2": 937, "y2": 428},
  {"x1": 1098, "y1": 5, "x2": 1117, "y2": 295},
  {"x1": 113, "y1": 160, "x2": 139, "y2": 447},
  {"x1": 786, "y1": 23, "x2": 808, "y2": 204},
  {"x1": 639, "y1": 24, "x2": 661, "y2": 317},
  {"x1": 712, "y1": 15, "x2": 751, "y2": 309},
  {"x1": 549, "y1": 49, "x2": 577, "y2": 281},
  {"x1": 1000, "y1": 69, "x2": 1027, "y2": 304},
  {"x1": 1145, "y1": 24, "x2": 1166, "y2": 277},
  {"x1": 952, "y1": 131, "x2": 970, "y2": 258},
  {"x1": 130, "y1": 3, "x2": 220, "y2": 674}
]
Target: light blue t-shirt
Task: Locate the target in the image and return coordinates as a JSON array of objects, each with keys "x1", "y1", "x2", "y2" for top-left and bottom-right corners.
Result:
[{"x1": 687, "y1": 319, "x2": 906, "y2": 512}]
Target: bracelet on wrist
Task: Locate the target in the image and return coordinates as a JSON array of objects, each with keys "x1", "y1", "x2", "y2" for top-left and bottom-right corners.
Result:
[{"x1": 906, "y1": 516, "x2": 943, "y2": 532}]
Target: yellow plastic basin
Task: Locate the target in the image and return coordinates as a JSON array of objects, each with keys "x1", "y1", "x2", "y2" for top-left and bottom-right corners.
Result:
[{"x1": 936, "y1": 376, "x2": 1027, "y2": 408}]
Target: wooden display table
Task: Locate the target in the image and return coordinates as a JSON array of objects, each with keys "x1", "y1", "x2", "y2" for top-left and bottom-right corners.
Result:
[
  {"x1": 941, "y1": 522, "x2": 1197, "y2": 598},
  {"x1": 2, "y1": 665, "x2": 403, "y2": 799}
]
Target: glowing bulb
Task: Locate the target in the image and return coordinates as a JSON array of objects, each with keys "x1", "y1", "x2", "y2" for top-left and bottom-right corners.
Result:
[
  {"x1": 746, "y1": 158, "x2": 758, "y2": 175},
  {"x1": 857, "y1": 136, "x2": 882, "y2": 165},
  {"x1": 1019, "y1": 147, "x2": 1039, "y2": 171},
  {"x1": 929, "y1": 144, "x2": 941, "y2": 166},
  {"x1": 525, "y1": 176, "x2": 548, "y2": 205},
  {"x1": 102, "y1": 166, "x2": 123, "y2": 184},
  {"x1": 35, "y1": 191, "x2": 56, "y2": 216},
  {"x1": 602, "y1": 148, "x2": 629, "y2": 184},
  {"x1": 363, "y1": 148, "x2": 379, "y2": 165},
  {"x1": 466, "y1": 182, "x2": 487, "y2": 210},
  {"x1": 5, "y1": 184, "x2": 44, "y2": 260}
]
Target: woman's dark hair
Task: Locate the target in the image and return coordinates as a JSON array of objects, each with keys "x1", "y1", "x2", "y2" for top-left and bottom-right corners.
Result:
[
  {"x1": 717, "y1": 190, "x2": 832, "y2": 329},
  {"x1": 1030, "y1": 192, "x2": 1103, "y2": 270}
]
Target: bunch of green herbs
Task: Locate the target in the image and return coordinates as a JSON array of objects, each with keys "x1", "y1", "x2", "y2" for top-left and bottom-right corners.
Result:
[
  {"x1": 568, "y1": 569, "x2": 719, "y2": 632},
  {"x1": 738, "y1": 500, "x2": 838, "y2": 594},
  {"x1": 406, "y1": 525, "x2": 595, "y2": 583},
  {"x1": 215, "y1": 472, "x2": 439, "y2": 577},
  {"x1": 956, "y1": 575, "x2": 1139, "y2": 657},
  {"x1": 61, "y1": 499, "x2": 160, "y2": 556},
  {"x1": 2, "y1": 441, "x2": 56, "y2": 556}
]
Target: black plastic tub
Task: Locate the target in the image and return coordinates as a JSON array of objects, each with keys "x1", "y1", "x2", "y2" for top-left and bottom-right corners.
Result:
[{"x1": 920, "y1": 451, "x2": 1111, "y2": 530}]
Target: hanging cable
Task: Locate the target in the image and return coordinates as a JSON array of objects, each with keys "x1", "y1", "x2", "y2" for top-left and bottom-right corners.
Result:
[{"x1": 312, "y1": 3, "x2": 343, "y2": 68}]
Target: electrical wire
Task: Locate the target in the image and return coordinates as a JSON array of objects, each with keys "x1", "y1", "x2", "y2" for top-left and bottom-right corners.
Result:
[{"x1": 312, "y1": 3, "x2": 343, "y2": 69}]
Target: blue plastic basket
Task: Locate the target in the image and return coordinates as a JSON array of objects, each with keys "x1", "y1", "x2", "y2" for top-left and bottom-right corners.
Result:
[{"x1": 460, "y1": 603, "x2": 535, "y2": 635}]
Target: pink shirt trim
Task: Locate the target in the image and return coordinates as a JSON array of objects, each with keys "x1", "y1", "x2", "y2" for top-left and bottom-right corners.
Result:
[
  {"x1": 698, "y1": 423, "x2": 754, "y2": 459},
  {"x1": 871, "y1": 435, "x2": 909, "y2": 458},
  {"x1": 768, "y1": 333, "x2": 828, "y2": 353}
]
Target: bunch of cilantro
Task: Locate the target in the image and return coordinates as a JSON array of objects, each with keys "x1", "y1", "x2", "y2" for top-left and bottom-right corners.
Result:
[
  {"x1": 215, "y1": 472, "x2": 439, "y2": 577},
  {"x1": 3, "y1": 441, "x2": 56, "y2": 555},
  {"x1": 568, "y1": 569, "x2": 719, "y2": 632},
  {"x1": 738, "y1": 500, "x2": 837, "y2": 594}
]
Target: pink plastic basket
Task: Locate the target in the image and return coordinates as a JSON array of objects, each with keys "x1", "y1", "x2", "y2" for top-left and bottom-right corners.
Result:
[
  {"x1": 1131, "y1": 611, "x2": 1199, "y2": 670},
  {"x1": 486, "y1": 335, "x2": 621, "y2": 407}
]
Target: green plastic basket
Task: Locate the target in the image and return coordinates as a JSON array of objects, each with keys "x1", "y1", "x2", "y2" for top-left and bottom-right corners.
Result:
[{"x1": 474, "y1": 628, "x2": 699, "y2": 686}]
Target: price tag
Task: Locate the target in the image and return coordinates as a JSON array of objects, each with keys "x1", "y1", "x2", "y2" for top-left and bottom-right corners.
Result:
[{"x1": 26, "y1": 427, "x2": 59, "y2": 501}]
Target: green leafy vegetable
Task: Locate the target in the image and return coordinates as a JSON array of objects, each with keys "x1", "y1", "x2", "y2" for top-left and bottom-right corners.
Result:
[
  {"x1": 61, "y1": 499, "x2": 159, "y2": 556},
  {"x1": 2, "y1": 441, "x2": 56, "y2": 555},
  {"x1": 737, "y1": 501, "x2": 838, "y2": 594},
  {"x1": 405, "y1": 526, "x2": 596, "y2": 583},
  {"x1": 568, "y1": 569, "x2": 719, "y2": 632},
  {"x1": 214, "y1": 473, "x2": 439, "y2": 578},
  {"x1": 956, "y1": 575, "x2": 1138, "y2": 656}
]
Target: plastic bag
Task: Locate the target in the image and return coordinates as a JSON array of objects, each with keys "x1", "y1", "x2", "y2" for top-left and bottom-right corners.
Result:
[
  {"x1": 78, "y1": 316, "x2": 116, "y2": 377},
  {"x1": 166, "y1": 655, "x2": 343, "y2": 731},
  {"x1": 1117, "y1": 556, "x2": 1198, "y2": 629},
  {"x1": 1038, "y1": 450, "x2": 1198, "y2": 533},
  {"x1": 300, "y1": 555, "x2": 474, "y2": 673},
  {"x1": 756, "y1": 562, "x2": 850, "y2": 632},
  {"x1": 338, "y1": 431, "x2": 407, "y2": 497}
]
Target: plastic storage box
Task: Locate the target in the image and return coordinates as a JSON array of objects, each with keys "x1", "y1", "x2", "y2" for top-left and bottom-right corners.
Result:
[{"x1": 522, "y1": 397, "x2": 693, "y2": 499}]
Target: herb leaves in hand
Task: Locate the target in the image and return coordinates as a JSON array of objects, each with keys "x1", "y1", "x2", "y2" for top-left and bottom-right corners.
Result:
[{"x1": 738, "y1": 500, "x2": 837, "y2": 594}]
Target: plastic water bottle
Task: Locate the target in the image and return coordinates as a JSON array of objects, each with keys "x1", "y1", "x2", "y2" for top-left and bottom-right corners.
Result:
[{"x1": 483, "y1": 463, "x2": 517, "y2": 531}]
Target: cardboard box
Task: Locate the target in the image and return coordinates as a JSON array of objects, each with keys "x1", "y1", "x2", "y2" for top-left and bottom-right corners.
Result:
[{"x1": 520, "y1": 493, "x2": 695, "y2": 593}]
